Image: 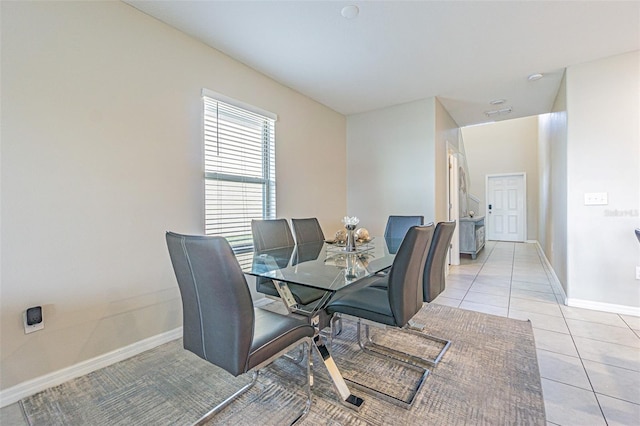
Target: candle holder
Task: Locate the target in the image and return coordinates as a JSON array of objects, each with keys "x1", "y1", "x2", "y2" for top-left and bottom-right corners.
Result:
[{"x1": 342, "y1": 216, "x2": 360, "y2": 252}]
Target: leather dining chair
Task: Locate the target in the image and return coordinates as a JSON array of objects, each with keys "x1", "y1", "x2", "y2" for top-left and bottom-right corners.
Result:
[
  {"x1": 380, "y1": 215, "x2": 425, "y2": 272},
  {"x1": 371, "y1": 221, "x2": 455, "y2": 365},
  {"x1": 165, "y1": 232, "x2": 315, "y2": 425},
  {"x1": 251, "y1": 219, "x2": 324, "y2": 305},
  {"x1": 325, "y1": 225, "x2": 434, "y2": 407},
  {"x1": 423, "y1": 221, "x2": 457, "y2": 303},
  {"x1": 291, "y1": 217, "x2": 325, "y2": 244},
  {"x1": 384, "y1": 215, "x2": 425, "y2": 241}
]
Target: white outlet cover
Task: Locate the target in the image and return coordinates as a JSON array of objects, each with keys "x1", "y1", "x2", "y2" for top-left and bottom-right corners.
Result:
[{"x1": 584, "y1": 192, "x2": 608, "y2": 206}]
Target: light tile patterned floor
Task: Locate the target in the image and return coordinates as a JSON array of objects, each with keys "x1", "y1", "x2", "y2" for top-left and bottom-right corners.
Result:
[
  {"x1": 2, "y1": 240, "x2": 639, "y2": 425},
  {"x1": 437, "y1": 240, "x2": 640, "y2": 426}
]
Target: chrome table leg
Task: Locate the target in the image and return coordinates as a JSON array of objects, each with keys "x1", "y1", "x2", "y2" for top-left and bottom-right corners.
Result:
[{"x1": 312, "y1": 335, "x2": 364, "y2": 411}]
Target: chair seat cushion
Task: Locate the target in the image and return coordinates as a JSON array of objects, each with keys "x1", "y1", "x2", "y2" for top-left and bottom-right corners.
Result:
[
  {"x1": 370, "y1": 274, "x2": 389, "y2": 289},
  {"x1": 326, "y1": 287, "x2": 396, "y2": 327},
  {"x1": 257, "y1": 279, "x2": 325, "y2": 305},
  {"x1": 247, "y1": 308, "x2": 314, "y2": 371}
]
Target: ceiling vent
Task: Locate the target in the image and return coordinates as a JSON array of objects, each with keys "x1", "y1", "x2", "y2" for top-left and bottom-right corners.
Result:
[{"x1": 484, "y1": 106, "x2": 512, "y2": 117}]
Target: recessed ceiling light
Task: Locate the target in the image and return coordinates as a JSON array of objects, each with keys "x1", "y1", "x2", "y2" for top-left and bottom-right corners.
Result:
[
  {"x1": 341, "y1": 5, "x2": 359, "y2": 19},
  {"x1": 528, "y1": 73, "x2": 544, "y2": 81},
  {"x1": 489, "y1": 99, "x2": 506, "y2": 105}
]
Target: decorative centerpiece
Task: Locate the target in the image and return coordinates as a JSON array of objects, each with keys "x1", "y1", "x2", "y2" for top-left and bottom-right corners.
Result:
[
  {"x1": 355, "y1": 227, "x2": 370, "y2": 242},
  {"x1": 342, "y1": 216, "x2": 360, "y2": 252}
]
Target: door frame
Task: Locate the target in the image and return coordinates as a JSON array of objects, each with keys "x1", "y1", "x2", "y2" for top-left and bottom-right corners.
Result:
[
  {"x1": 447, "y1": 142, "x2": 461, "y2": 265},
  {"x1": 485, "y1": 172, "x2": 527, "y2": 242}
]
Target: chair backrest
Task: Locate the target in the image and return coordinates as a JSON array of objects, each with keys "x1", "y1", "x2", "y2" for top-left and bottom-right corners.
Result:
[
  {"x1": 387, "y1": 225, "x2": 434, "y2": 326},
  {"x1": 424, "y1": 221, "x2": 457, "y2": 302},
  {"x1": 384, "y1": 215, "x2": 425, "y2": 240},
  {"x1": 291, "y1": 218, "x2": 325, "y2": 244},
  {"x1": 166, "y1": 232, "x2": 254, "y2": 377},
  {"x1": 251, "y1": 219, "x2": 295, "y2": 251},
  {"x1": 292, "y1": 241, "x2": 324, "y2": 265}
]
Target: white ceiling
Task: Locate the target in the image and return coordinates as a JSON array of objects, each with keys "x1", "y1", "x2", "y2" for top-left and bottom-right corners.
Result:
[{"x1": 125, "y1": 1, "x2": 639, "y2": 127}]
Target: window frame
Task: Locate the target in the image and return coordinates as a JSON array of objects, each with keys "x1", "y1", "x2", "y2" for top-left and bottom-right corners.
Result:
[{"x1": 202, "y1": 89, "x2": 277, "y2": 253}]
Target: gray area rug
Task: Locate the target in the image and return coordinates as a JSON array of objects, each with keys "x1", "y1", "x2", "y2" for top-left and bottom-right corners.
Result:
[{"x1": 21, "y1": 304, "x2": 545, "y2": 425}]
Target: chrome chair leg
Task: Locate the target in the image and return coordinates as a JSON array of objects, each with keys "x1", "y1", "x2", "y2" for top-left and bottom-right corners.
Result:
[
  {"x1": 326, "y1": 313, "x2": 343, "y2": 348},
  {"x1": 358, "y1": 320, "x2": 451, "y2": 367},
  {"x1": 332, "y1": 314, "x2": 343, "y2": 337},
  {"x1": 292, "y1": 341, "x2": 313, "y2": 425},
  {"x1": 345, "y1": 321, "x2": 429, "y2": 409},
  {"x1": 193, "y1": 371, "x2": 259, "y2": 426},
  {"x1": 194, "y1": 341, "x2": 314, "y2": 426},
  {"x1": 284, "y1": 345, "x2": 305, "y2": 364}
]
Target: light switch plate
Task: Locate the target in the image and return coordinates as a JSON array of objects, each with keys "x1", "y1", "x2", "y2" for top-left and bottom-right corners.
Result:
[{"x1": 584, "y1": 192, "x2": 608, "y2": 205}]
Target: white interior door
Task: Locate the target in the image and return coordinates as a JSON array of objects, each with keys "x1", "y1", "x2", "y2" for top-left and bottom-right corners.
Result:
[{"x1": 486, "y1": 173, "x2": 526, "y2": 242}]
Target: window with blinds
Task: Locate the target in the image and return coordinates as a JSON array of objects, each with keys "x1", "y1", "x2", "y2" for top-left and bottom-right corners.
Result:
[{"x1": 203, "y1": 90, "x2": 276, "y2": 253}]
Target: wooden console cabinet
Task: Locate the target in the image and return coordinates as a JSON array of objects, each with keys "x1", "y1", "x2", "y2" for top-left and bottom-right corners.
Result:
[{"x1": 459, "y1": 216, "x2": 485, "y2": 259}]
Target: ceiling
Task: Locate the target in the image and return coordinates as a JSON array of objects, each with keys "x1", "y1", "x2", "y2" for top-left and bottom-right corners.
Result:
[{"x1": 125, "y1": 1, "x2": 639, "y2": 127}]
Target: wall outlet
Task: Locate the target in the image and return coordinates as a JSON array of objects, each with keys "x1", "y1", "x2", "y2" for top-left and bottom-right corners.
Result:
[
  {"x1": 24, "y1": 306, "x2": 44, "y2": 334},
  {"x1": 636, "y1": 266, "x2": 640, "y2": 280}
]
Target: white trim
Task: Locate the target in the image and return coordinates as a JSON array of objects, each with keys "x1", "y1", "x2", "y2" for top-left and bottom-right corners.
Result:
[
  {"x1": 446, "y1": 141, "x2": 461, "y2": 266},
  {"x1": 533, "y1": 240, "x2": 568, "y2": 303},
  {"x1": 534, "y1": 241, "x2": 640, "y2": 317},
  {"x1": 0, "y1": 327, "x2": 182, "y2": 408},
  {"x1": 201, "y1": 88, "x2": 278, "y2": 121},
  {"x1": 566, "y1": 298, "x2": 640, "y2": 317},
  {"x1": 0, "y1": 298, "x2": 277, "y2": 408}
]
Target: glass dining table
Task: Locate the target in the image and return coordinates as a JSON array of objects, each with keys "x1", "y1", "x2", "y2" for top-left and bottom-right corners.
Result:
[{"x1": 240, "y1": 237, "x2": 399, "y2": 411}]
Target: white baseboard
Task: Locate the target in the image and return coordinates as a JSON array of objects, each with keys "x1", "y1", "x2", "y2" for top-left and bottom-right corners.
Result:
[
  {"x1": 0, "y1": 327, "x2": 183, "y2": 408},
  {"x1": 532, "y1": 240, "x2": 568, "y2": 303},
  {"x1": 566, "y1": 298, "x2": 640, "y2": 317},
  {"x1": 0, "y1": 297, "x2": 278, "y2": 408},
  {"x1": 533, "y1": 241, "x2": 639, "y2": 317}
]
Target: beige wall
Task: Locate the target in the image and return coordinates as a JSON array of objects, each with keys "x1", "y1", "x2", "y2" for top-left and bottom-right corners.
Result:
[
  {"x1": 346, "y1": 98, "x2": 459, "y2": 236},
  {"x1": 346, "y1": 99, "x2": 436, "y2": 236},
  {"x1": 539, "y1": 73, "x2": 568, "y2": 293},
  {"x1": 564, "y1": 51, "x2": 639, "y2": 309},
  {"x1": 435, "y1": 99, "x2": 461, "y2": 223},
  {"x1": 461, "y1": 116, "x2": 540, "y2": 240},
  {"x1": 1, "y1": 1, "x2": 346, "y2": 392}
]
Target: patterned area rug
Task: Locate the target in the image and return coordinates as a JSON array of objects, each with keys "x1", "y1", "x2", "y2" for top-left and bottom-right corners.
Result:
[{"x1": 21, "y1": 304, "x2": 545, "y2": 425}]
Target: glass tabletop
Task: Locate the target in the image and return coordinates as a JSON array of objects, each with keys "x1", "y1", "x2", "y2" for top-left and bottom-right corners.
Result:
[{"x1": 242, "y1": 237, "x2": 401, "y2": 292}]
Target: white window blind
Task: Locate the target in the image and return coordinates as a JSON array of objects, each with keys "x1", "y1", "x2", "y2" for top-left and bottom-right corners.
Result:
[{"x1": 203, "y1": 92, "x2": 276, "y2": 253}]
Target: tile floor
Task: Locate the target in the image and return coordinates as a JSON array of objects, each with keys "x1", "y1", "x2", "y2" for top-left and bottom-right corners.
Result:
[
  {"x1": 2, "y1": 240, "x2": 639, "y2": 425},
  {"x1": 436, "y1": 241, "x2": 640, "y2": 426}
]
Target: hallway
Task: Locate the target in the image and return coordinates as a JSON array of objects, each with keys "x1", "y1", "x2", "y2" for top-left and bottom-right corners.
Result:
[{"x1": 438, "y1": 241, "x2": 640, "y2": 425}]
